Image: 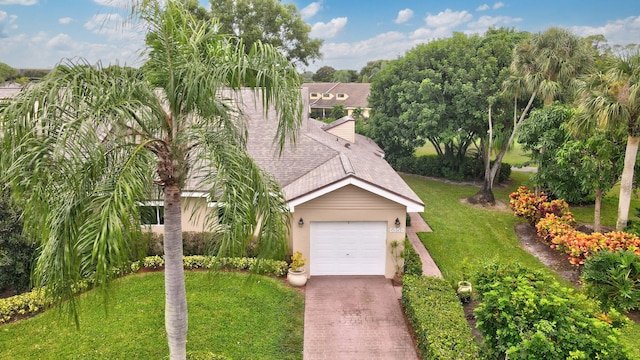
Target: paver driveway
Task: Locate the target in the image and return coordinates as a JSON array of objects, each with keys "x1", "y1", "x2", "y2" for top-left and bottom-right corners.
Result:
[{"x1": 303, "y1": 276, "x2": 419, "y2": 360}]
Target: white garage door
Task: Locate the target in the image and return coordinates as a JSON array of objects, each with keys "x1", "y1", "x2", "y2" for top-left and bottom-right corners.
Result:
[{"x1": 310, "y1": 221, "x2": 386, "y2": 275}]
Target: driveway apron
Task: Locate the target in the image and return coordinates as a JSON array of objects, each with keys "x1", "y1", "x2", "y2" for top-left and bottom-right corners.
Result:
[{"x1": 303, "y1": 276, "x2": 418, "y2": 360}]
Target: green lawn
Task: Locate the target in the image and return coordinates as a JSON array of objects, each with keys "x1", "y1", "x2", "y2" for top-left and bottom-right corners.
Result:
[
  {"x1": 404, "y1": 171, "x2": 640, "y2": 358},
  {"x1": 414, "y1": 142, "x2": 532, "y2": 167},
  {"x1": 0, "y1": 272, "x2": 304, "y2": 360}
]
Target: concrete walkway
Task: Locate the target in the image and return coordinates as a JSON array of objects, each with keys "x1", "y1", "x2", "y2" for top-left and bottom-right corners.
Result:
[
  {"x1": 303, "y1": 276, "x2": 419, "y2": 360},
  {"x1": 407, "y1": 212, "x2": 442, "y2": 278}
]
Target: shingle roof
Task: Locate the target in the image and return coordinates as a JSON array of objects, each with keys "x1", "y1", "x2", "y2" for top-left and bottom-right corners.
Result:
[
  {"x1": 242, "y1": 88, "x2": 424, "y2": 211},
  {"x1": 303, "y1": 82, "x2": 371, "y2": 109}
]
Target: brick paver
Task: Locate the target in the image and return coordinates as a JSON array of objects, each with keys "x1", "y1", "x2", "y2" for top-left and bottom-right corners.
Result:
[{"x1": 303, "y1": 276, "x2": 419, "y2": 360}]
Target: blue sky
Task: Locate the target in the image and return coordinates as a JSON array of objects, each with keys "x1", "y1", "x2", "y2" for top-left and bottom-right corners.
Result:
[{"x1": 1, "y1": 0, "x2": 639, "y2": 72}]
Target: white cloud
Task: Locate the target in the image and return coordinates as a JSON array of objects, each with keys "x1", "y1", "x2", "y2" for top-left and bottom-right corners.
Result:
[
  {"x1": 0, "y1": 0, "x2": 37, "y2": 5},
  {"x1": 467, "y1": 15, "x2": 523, "y2": 32},
  {"x1": 58, "y1": 17, "x2": 72, "y2": 25},
  {"x1": 310, "y1": 17, "x2": 347, "y2": 39},
  {"x1": 395, "y1": 8, "x2": 414, "y2": 24},
  {"x1": 301, "y1": 1, "x2": 322, "y2": 20},
  {"x1": 425, "y1": 9, "x2": 472, "y2": 29},
  {"x1": 315, "y1": 31, "x2": 409, "y2": 71},
  {"x1": 572, "y1": 16, "x2": 640, "y2": 48},
  {"x1": 476, "y1": 4, "x2": 490, "y2": 11},
  {"x1": 84, "y1": 13, "x2": 143, "y2": 42},
  {"x1": 46, "y1": 33, "x2": 75, "y2": 52},
  {"x1": 0, "y1": 11, "x2": 18, "y2": 37},
  {"x1": 493, "y1": 2, "x2": 505, "y2": 9}
]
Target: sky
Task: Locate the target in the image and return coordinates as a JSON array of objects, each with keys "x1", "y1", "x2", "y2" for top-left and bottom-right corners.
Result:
[{"x1": 1, "y1": 0, "x2": 640, "y2": 73}]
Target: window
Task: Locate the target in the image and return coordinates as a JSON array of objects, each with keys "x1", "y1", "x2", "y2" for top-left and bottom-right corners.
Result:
[
  {"x1": 310, "y1": 92, "x2": 319, "y2": 99},
  {"x1": 322, "y1": 93, "x2": 332, "y2": 99},
  {"x1": 337, "y1": 93, "x2": 346, "y2": 99},
  {"x1": 140, "y1": 205, "x2": 164, "y2": 225}
]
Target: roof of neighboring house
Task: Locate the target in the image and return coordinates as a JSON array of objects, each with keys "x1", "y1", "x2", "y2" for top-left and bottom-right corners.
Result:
[
  {"x1": 243, "y1": 88, "x2": 423, "y2": 212},
  {"x1": 302, "y1": 82, "x2": 371, "y2": 109},
  {"x1": 0, "y1": 83, "x2": 23, "y2": 99}
]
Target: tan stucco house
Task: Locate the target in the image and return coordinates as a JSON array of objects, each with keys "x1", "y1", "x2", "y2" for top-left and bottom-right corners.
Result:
[{"x1": 303, "y1": 82, "x2": 371, "y2": 120}]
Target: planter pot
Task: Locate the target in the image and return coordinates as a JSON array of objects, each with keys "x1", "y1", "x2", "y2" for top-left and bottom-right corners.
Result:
[
  {"x1": 457, "y1": 281, "x2": 472, "y2": 301},
  {"x1": 287, "y1": 269, "x2": 307, "y2": 287}
]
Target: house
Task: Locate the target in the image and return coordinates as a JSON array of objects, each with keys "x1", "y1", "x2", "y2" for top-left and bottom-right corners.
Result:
[
  {"x1": 245, "y1": 88, "x2": 424, "y2": 278},
  {"x1": 0, "y1": 83, "x2": 22, "y2": 100},
  {"x1": 302, "y1": 82, "x2": 371, "y2": 120}
]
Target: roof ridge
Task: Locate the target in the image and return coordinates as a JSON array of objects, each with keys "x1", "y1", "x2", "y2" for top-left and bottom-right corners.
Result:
[{"x1": 339, "y1": 152, "x2": 354, "y2": 175}]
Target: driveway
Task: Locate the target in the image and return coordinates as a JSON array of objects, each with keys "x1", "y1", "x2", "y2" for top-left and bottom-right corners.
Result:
[{"x1": 303, "y1": 276, "x2": 419, "y2": 360}]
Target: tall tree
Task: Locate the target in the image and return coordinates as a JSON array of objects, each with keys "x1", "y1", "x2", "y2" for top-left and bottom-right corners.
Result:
[
  {"x1": 0, "y1": 63, "x2": 19, "y2": 83},
  {"x1": 207, "y1": 0, "x2": 322, "y2": 66},
  {"x1": 573, "y1": 50, "x2": 640, "y2": 230},
  {"x1": 312, "y1": 65, "x2": 336, "y2": 82},
  {"x1": 0, "y1": 1, "x2": 302, "y2": 359},
  {"x1": 471, "y1": 27, "x2": 594, "y2": 204}
]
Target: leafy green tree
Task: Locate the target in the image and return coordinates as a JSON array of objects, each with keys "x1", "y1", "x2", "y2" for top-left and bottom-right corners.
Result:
[
  {"x1": 572, "y1": 50, "x2": 640, "y2": 230},
  {"x1": 206, "y1": 0, "x2": 322, "y2": 66},
  {"x1": 473, "y1": 27, "x2": 594, "y2": 203},
  {"x1": 0, "y1": 187, "x2": 37, "y2": 295},
  {"x1": 312, "y1": 65, "x2": 336, "y2": 82},
  {"x1": 330, "y1": 104, "x2": 345, "y2": 119},
  {"x1": 0, "y1": 63, "x2": 19, "y2": 83},
  {"x1": 369, "y1": 29, "x2": 525, "y2": 169},
  {"x1": 0, "y1": 1, "x2": 302, "y2": 359},
  {"x1": 358, "y1": 60, "x2": 387, "y2": 82},
  {"x1": 331, "y1": 69, "x2": 357, "y2": 83}
]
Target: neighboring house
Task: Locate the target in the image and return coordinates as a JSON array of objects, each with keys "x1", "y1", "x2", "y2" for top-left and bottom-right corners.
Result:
[
  {"x1": 302, "y1": 82, "x2": 371, "y2": 120},
  {"x1": 0, "y1": 83, "x2": 22, "y2": 100}
]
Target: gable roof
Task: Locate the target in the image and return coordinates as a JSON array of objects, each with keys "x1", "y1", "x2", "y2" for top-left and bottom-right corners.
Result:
[
  {"x1": 302, "y1": 82, "x2": 371, "y2": 109},
  {"x1": 242, "y1": 88, "x2": 424, "y2": 212}
]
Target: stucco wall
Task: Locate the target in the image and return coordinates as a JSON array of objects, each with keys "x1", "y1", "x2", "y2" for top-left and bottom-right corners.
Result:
[
  {"x1": 143, "y1": 197, "x2": 211, "y2": 235},
  {"x1": 325, "y1": 121, "x2": 355, "y2": 142},
  {"x1": 290, "y1": 184, "x2": 406, "y2": 279}
]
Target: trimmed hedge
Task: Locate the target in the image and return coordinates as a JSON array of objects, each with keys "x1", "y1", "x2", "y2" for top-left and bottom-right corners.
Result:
[
  {"x1": 395, "y1": 155, "x2": 511, "y2": 183},
  {"x1": 0, "y1": 256, "x2": 288, "y2": 324},
  {"x1": 402, "y1": 275, "x2": 480, "y2": 359},
  {"x1": 403, "y1": 239, "x2": 423, "y2": 276}
]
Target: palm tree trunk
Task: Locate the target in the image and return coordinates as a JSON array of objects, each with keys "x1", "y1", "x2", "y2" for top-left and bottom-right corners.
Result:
[
  {"x1": 616, "y1": 135, "x2": 640, "y2": 230},
  {"x1": 164, "y1": 184, "x2": 187, "y2": 360},
  {"x1": 594, "y1": 187, "x2": 602, "y2": 233}
]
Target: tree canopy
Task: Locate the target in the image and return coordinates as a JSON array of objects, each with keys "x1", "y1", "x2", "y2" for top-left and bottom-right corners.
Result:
[{"x1": 0, "y1": 1, "x2": 302, "y2": 359}]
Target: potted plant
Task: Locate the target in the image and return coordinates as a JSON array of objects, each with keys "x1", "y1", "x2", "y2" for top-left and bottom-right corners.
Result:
[
  {"x1": 287, "y1": 251, "x2": 307, "y2": 287},
  {"x1": 457, "y1": 259, "x2": 472, "y2": 302}
]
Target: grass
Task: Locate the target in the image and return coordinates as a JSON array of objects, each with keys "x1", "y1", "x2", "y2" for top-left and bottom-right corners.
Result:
[
  {"x1": 414, "y1": 142, "x2": 532, "y2": 167},
  {"x1": 404, "y1": 170, "x2": 640, "y2": 358},
  {"x1": 0, "y1": 272, "x2": 304, "y2": 360}
]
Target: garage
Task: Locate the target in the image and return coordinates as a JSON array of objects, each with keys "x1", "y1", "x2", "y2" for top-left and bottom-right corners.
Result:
[{"x1": 310, "y1": 221, "x2": 387, "y2": 276}]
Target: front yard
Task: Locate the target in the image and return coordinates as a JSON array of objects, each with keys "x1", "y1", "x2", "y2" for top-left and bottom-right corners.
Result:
[
  {"x1": 0, "y1": 272, "x2": 304, "y2": 359},
  {"x1": 403, "y1": 171, "x2": 640, "y2": 358}
]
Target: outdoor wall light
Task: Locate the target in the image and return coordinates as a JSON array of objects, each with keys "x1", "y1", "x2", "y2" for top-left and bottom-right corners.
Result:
[
  {"x1": 395, "y1": 217, "x2": 401, "y2": 226},
  {"x1": 298, "y1": 218, "x2": 304, "y2": 227}
]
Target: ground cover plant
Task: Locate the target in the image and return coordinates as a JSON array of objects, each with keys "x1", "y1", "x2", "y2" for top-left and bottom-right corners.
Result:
[
  {"x1": 403, "y1": 171, "x2": 640, "y2": 358},
  {"x1": 0, "y1": 271, "x2": 304, "y2": 359}
]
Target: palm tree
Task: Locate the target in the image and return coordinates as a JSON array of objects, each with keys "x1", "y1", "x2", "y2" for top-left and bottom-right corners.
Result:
[
  {"x1": 0, "y1": 1, "x2": 302, "y2": 359},
  {"x1": 573, "y1": 51, "x2": 640, "y2": 230}
]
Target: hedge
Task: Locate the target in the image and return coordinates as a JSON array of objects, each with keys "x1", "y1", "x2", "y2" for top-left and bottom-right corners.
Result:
[
  {"x1": 395, "y1": 155, "x2": 511, "y2": 183},
  {"x1": 0, "y1": 256, "x2": 288, "y2": 324},
  {"x1": 401, "y1": 275, "x2": 480, "y2": 359},
  {"x1": 403, "y1": 239, "x2": 423, "y2": 276}
]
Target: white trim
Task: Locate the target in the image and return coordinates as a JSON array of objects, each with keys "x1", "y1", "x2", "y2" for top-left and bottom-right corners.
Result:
[
  {"x1": 287, "y1": 177, "x2": 424, "y2": 213},
  {"x1": 138, "y1": 200, "x2": 163, "y2": 206},
  {"x1": 182, "y1": 191, "x2": 208, "y2": 198}
]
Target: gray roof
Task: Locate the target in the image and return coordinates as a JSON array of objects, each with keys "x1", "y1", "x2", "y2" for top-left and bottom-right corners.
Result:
[
  {"x1": 303, "y1": 82, "x2": 371, "y2": 109},
  {"x1": 242, "y1": 89, "x2": 423, "y2": 210},
  {"x1": 0, "y1": 83, "x2": 23, "y2": 99}
]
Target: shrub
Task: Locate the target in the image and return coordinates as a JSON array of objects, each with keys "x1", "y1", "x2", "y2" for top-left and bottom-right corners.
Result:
[
  {"x1": 535, "y1": 213, "x2": 576, "y2": 244},
  {"x1": 402, "y1": 275, "x2": 480, "y2": 359},
  {"x1": 394, "y1": 155, "x2": 511, "y2": 183},
  {"x1": 509, "y1": 186, "x2": 571, "y2": 226},
  {"x1": 473, "y1": 262, "x2": 631, "y2": 359},
  {"x1": 143, "y1": 232, "x2": 220, "y2": 257},
  {"x1": 403, "y1": 239, "x2": 423, "y2": 276},
  {"x1": 581, "y1": 250, "x2": 640, "y2": 312},
  {"x1": 553, "y1": 230, "x2": 640, "y2": 266}
]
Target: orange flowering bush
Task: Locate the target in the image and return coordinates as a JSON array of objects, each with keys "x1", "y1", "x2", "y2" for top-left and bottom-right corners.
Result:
[
  {"x1": 553, "y1": 231, "x2": 640, "y2": 266},
  {"x1": 536, "y1": 213, "x2": 577, "y2": 245},
  {"x1": 509, "y1": 186, "x2": 571, "y2": 226}
]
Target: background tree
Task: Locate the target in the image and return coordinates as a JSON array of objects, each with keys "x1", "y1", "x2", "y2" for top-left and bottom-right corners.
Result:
[
  {"x1": 207, "y1": 0, "x2": 322, "y2": 66},
  {"x1": 0, "y1": 63, "x2": 19, "y2": 83},
  {"x1": 0, "y1": 1, "x2": 302, "y2": 359},
  {"x1": 358, "y1": 60, "x2": 387, "y2": 82},
  {"x1": 331, "y1": 69, "x2": 357, "y2": 83},
  {"x1": 573, "y1": 50, "x2": 640, "y2": 230},
  {"x1": 312, "y1": 65, "x2": 336, "y2": 82}
]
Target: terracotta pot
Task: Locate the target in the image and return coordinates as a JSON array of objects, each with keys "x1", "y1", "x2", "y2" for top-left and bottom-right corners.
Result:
[{"x1": 287, "y1": 269, "x2": 308, "y2": 287}]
